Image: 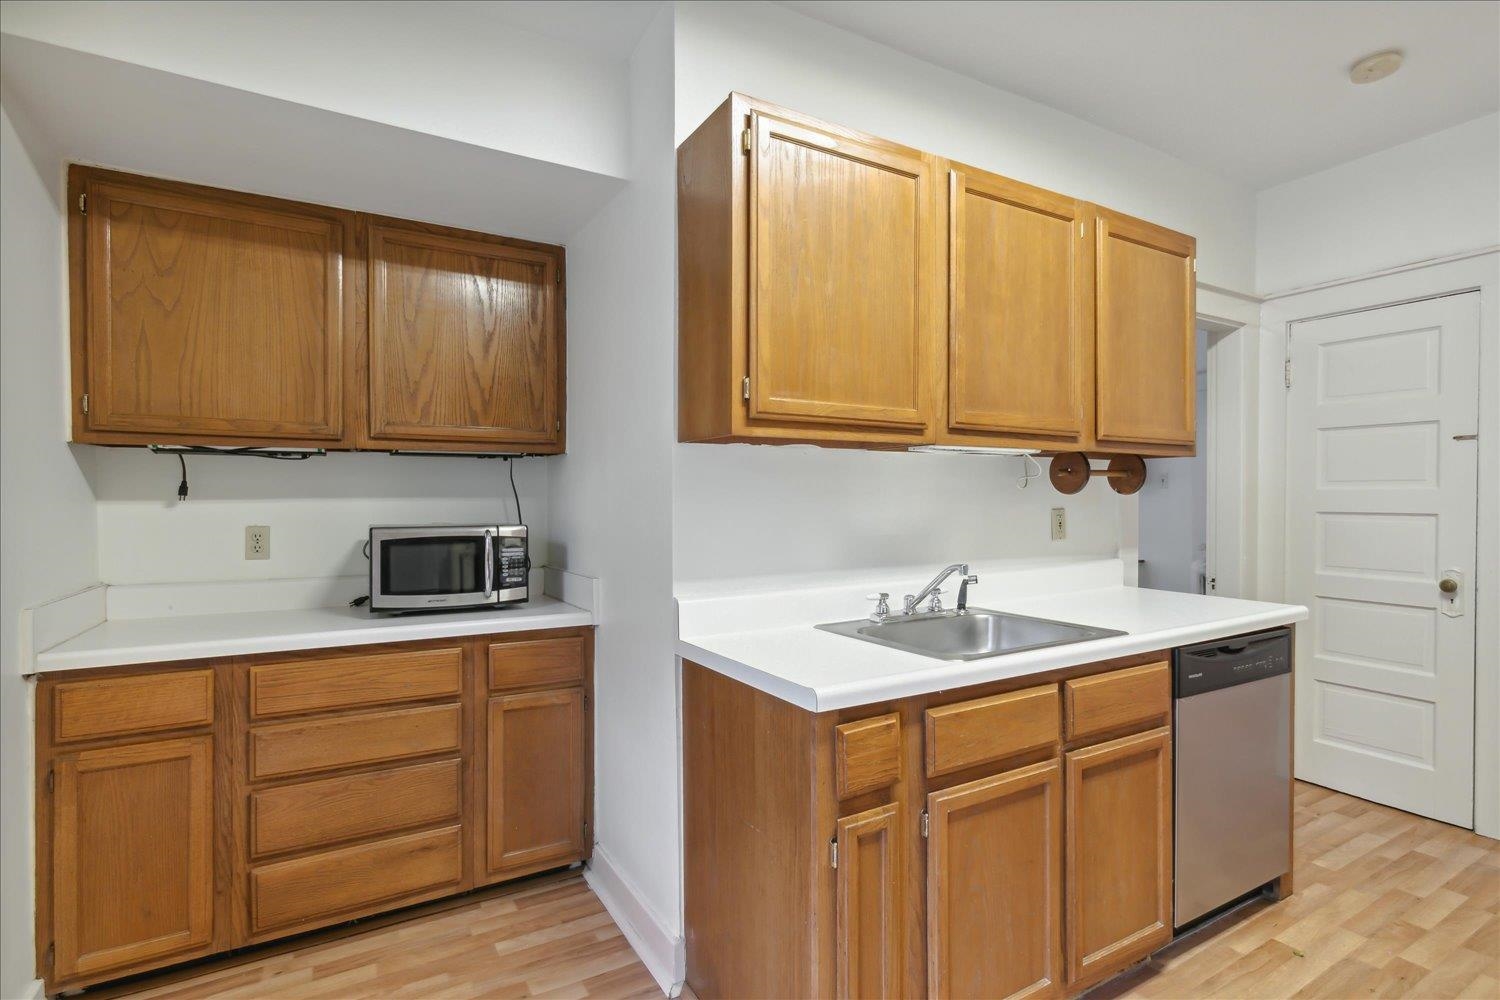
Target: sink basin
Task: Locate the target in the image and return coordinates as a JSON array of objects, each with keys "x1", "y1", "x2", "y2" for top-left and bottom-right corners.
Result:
[{"x1": 816, "y1": 608, "x2": 1125, "y2": 661}]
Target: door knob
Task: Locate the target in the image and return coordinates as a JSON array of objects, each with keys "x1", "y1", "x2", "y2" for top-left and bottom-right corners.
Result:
[{"x1": 1439, "y1": 578, "x2": 1459, "y2": 594}]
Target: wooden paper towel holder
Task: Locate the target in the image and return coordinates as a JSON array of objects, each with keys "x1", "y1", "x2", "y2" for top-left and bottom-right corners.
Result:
[{"x1": 1048, "y1": 453, "x2": 1147, "y2": 495}]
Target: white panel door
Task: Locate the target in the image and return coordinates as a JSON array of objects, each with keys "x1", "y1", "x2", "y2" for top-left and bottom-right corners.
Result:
[{"x1": 1286, "y1": 292, "x2": 1479, "y2": 826}]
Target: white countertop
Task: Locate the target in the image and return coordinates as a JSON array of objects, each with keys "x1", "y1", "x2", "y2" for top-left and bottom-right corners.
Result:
[
  {"x1": 33, "y1": 597, "x2": 592, "y2": 673},
  {"x1": 677, "y1": 560, "x2": 1305, "y2": 711}
]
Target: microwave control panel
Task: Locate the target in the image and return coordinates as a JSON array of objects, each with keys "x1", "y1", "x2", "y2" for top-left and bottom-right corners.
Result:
[{"x1": 498, "y1": 545, "x2": 528, "y2": 589}]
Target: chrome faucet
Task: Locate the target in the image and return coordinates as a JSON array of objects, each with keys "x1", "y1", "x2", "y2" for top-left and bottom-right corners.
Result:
[{"x1": 904, "y1": 564, "x2": 979, "y2": 615}]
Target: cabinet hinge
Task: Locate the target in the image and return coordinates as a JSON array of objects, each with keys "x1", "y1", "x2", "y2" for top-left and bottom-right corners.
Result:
[
  {"x1": 78, "y1": 193, "x2": 86, "y2": 215},
  {"x1": 742, "y1": 376, "x2": 750, "y2": 401},
  {"x1": 583, "y1": 691, "x2": 591, "y2": 710},
  {"x1": 583, "y1": 820, "x2": 590, "y2": 841},
  {"x1": 45, "y1": 767, "x2": 54, "y2": 793},
  {"x1": 45, "y1": 942, "x2": 54, "y2": 973},
  {"x1": 829, "y1": 837, "x2": 838, "y2": 869},
  {"x1": 1284, "y1": 358, "x2": 1293, "y2": 390},
  {"x1": 1192, "y1": 258, "x2": 1198, "y2": 274},
  {"x1": 556, "y1": 419, "x2": 562, "y2": 432},
  {"x1": 741, "y1": 128, "x2": 752, "y2": 154},
  {"x1": 920, "y1": 810, "x2": 930, "y2": 838},
  {"x1": 80, "y1": 393, "x2": 89, "y2": 414}
]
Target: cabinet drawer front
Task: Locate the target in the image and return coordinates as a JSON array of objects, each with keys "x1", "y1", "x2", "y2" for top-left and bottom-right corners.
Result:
[
  {"x1": 488, "y1": 636, "x2": 583, "y2": 691},
  {"x1": 250, "y1": 704, "x2": 461, "y2": 780},
  {"x1": 925, "y1": 685, "x2": 1059, "y2": 778},
  {"x1": 250, "y1": 825, "x2": 463, "y2": 934},
  {"x1": 250, "y1": 646, "x2": 463, "y2": 719},
  {"x1": 250, "y1": 758, "x2": 462, "y2": 858},
  {"x1": 53, "y1": 670, "x2": 214, "y2": 744},
  {"x1": 1064, "y1": 662, "x2": 1170, "y2": 744},
  {"x1": 835, "y1": 713, "x2": 902, "y2": 799}
]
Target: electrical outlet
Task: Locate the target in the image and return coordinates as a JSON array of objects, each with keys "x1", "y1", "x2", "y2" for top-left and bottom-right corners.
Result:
[
  {"x1": 1050, "y1": 507, "x2": 1066, "y2": 541},
  {"x1": 245, "y1": 525, "x2": 270, "y2": 560}
]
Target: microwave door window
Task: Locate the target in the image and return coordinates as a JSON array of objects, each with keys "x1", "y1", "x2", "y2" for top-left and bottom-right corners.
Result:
[{"x1": 383, "y1": 537, "x2": 486, "y2": 595}]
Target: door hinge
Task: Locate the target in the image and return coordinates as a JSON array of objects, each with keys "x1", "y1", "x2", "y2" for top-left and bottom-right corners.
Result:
[
  {"x1": 1284, "y1": 358, "x2": 1293, "y2": 390},
  {"x1": 920, "y1": 810, "x2": 930, "y2": 838},
  {"x1": 78, "y1": 193, "x2": 86, "y2": 214},
  {"x1": 742, "y1": 376, "x2": 750, "y2": 400},
  {"x1": 80, "y1": 393, "x2": 89, "y2": 414},
  {"x1": 829, "y1": 837, "x2": 838, "y2": 869},
  {"x1": 741, "y1": 128, "x2": 752, "y2": 154}
]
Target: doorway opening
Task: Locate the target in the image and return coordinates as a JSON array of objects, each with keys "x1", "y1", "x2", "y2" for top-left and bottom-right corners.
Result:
[{"x1": 1137, "y1": 328, "x2": 1209, "y2": 594}]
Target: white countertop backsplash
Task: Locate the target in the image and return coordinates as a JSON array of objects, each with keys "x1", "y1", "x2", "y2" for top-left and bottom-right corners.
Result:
[
  {"x1": 676, "y1": 557, "x2": 1306, "y2": 711},
  {"x1": 29, "y1": 567, "x2": 596, "y2": 674}
]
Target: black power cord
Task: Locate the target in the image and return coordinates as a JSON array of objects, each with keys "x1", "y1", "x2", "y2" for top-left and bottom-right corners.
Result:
[
  {"x1": 506, "y1": 456, "x2": 523, "y2": 524},
  {"x1": 159, "y1": 445, "x2": 319, "y2": 502},
  {"x1": 177, "y1": 453, "x2": 189, "y2": 501}
]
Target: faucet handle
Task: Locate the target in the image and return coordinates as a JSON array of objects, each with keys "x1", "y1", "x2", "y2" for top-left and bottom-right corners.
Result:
[
  {"x1": 866, "y1": 592, "x2": 891, "y2": 620},
  {"x1": 927, "y1": 588, "x2": 944, "y2": 612}
]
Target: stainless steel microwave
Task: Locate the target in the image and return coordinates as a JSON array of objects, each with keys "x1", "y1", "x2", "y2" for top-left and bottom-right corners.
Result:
[{"x1": 368, "y1": 525, "x2": 528, "y2": 613}]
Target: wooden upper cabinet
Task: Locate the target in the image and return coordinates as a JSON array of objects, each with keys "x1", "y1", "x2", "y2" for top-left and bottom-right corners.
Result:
[
  {"x1": 362, "y1": 221, "x2": 564, "y2": 452},
  {"x1": 945, "y1": 167, "x2": 1089, "y2": 447},
  {"x1": 1064, "y1": 727, "x2": 1173, "y2": 992},
  {"x1": 747, "y1": 110, "x2": 933, "y2": 432},
  {"x1": 71, "y1": 167, "x2": 350, "y2": 446},
  {"x1": 51, "y1": 736, "x2": 214, "y2": 982},
  {"x1": 1092, "y1": 208, "x2": 1196, "y2": 453},
  {"x1": 678, "y1": 94, "x2": 938, "y2": 446}
]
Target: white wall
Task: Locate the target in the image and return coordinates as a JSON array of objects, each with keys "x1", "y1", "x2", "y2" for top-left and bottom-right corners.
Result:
[
  {"x1": 88, "y1": 449, "x2": 548, "y2": 587},
  {"x1": 1138, "y1": 369, "x2": 1208, "y2": 594},
  {"x1": 1257, "y1": 113, "x2": 1500, "y2": 294},
  {"x1": 1, "y1": 97, "x2": 101, "y2": 1000},
  {"x1": 674, "y1": 0, "x2": 1258, "y2": 293},
  {"x1": 0, "y1": 0, "x2": 632, "y2": 179},
  {"x1": 675, "y1": 447, "x2": 1119, "y2": 581},
  {"x1": 548, "y1": 7, "x2": 682, "y2": 986}
]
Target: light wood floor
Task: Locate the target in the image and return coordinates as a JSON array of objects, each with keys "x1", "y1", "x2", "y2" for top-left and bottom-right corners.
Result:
[{"x1": 112, "y1": 782, "x2": 1497, "y2": 1000}]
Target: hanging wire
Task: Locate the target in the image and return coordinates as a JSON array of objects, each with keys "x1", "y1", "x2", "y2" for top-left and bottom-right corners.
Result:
[{"x1": 1018, "y1": 452, "x2": 1043, "y2": 489}]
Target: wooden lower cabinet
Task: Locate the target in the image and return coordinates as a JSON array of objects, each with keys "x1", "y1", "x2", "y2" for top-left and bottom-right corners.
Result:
[
  {"x1": 685, "y1": 652, "x2": 1223, "y2": 1000},
  {"x1": 1063, "y1": 727, "x2": 1174, "y2": 992},
  {"x1": 835, "y1": 803, "x2": 905, "y2": 999},
  {"x1": 50, "y1": 736, "x2": 214, "y2": 983},
  {"x1": 485, "y1": 687, "x2": 587, "y2": 880},
  {"x1": 35, "y1": 628, "x2": 593, "y2": 994},
  {"x1": 927, "y1": 760, "x2": 1063, "y2": 1000}
]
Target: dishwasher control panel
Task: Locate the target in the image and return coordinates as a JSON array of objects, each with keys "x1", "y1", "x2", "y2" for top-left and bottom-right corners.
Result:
[{"x1": 1174, "y1": 629, "x2": 1292, "y2": 698}]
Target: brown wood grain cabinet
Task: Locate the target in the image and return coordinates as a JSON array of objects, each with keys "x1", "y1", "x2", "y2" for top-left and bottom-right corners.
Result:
[
  {"x1": 678, "y1": 94, "x2": 1197, "y2": 457},
  {"x1": 34, "y1": 627, "x2": 593, "y2": 994},
  {"x1": 68, "y1": 166, "x2": 566, "y2": 454},
  {"x1": 678, "y1": 94, "x2": 941, "y2": 447},
  {"x1": 684, "y1": 648, "x2": 1237, "y2": 1000}
]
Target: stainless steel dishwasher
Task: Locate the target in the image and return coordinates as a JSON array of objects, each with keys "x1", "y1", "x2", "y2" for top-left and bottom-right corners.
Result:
[{"x1": 1173, "y1": 628, "x2": 1292, "y2": 928}]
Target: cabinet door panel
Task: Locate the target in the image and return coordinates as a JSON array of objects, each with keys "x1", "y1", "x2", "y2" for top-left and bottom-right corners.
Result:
[
  {"x1": 52, "y1": 736, "x2": 214, "y2": 981},
  {"x1": 748, "y1": 112, "x2": 932, "y2": 430},
  {"x1": 83, "y1": 176, "x2": 345, "y2": 440},
  {"x1": 928, "y1": 760, "x2": 1063, "y2": 1000},
  {"x1": 486, "y1": 688, "x2": 585, "y2": 878},
  {"x1": 367, "y1": 223, "x2": 560, "y2": 447},
  {"x1": 835, "y1": 803, "x2": 903, "y2": 999},
  {"x1": 1094, "y1": 210, "x2": 1196, "y2": 448},
  {"x1": 1064, "y1": 727, "x2": 1173, "y2": 990},
  {"x1": 949, "y1": 169, "x2": 1087, "y2": 441}
]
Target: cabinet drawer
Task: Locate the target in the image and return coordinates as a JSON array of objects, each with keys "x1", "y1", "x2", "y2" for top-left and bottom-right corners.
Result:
[
  {"x1": 250, "y1": 824, "x2": 463, "y2": 934},
  {"x1": 53, "y1": 670, "x2": 214, "y2": 744},
  {"x1": 834, "y1": 713, "x2": 901, "y2": 799},
  {"x1": 925, "y1": 684, "x2": 1059, "y2": 778},
  {"x1": 1064, "y1": 662, "x2": 1170, "y2": 744},
  {"x1": 250, "y1": 646, "x2": 462, "y2": 719},
  {"x1": 488, "y1": 636, "x2": 583, "y2": 691},
  {"x1": 249, "y1": 703, "x2": 461, "y2": 780},
  {"x1": 250, "y1": 758, "x2": 462, "y2": 858}
]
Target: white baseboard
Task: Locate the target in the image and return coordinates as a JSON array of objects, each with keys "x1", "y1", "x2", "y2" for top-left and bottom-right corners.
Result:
[{"x1": 584, "y1": 846, "x2": 684, "y2": 997}]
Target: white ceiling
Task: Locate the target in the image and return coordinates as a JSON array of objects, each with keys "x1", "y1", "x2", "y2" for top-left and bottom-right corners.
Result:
[
  {"x1": 478, "y1": 1, "x2": 662, "y2": 59},
  {"x1": 776, "y1": 1, "x2": 1500, "y2": 189}
]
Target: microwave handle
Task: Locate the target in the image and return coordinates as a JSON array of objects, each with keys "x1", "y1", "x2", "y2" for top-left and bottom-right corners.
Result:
[{"x1": 483, "y1": 529, "x2": 495, "y2": 598}]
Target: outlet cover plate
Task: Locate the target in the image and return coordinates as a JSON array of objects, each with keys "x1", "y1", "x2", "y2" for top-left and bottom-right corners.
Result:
[
  {"x1": 245, "y1": 525, "x2": 270, "y2": 560},
  {"x1": 1050, "y1": 507, "x2": 1066, "y2": 541}
]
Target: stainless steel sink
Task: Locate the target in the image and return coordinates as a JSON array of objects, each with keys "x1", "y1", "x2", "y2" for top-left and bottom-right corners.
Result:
[{"x1": 816, "y1": 608, "x2": 1125, "y2": 661}]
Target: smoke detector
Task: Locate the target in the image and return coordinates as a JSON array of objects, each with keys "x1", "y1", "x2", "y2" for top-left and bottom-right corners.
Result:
[{"x1": 1350, "y1": 50, "x2": 1404, "y2": 84}]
